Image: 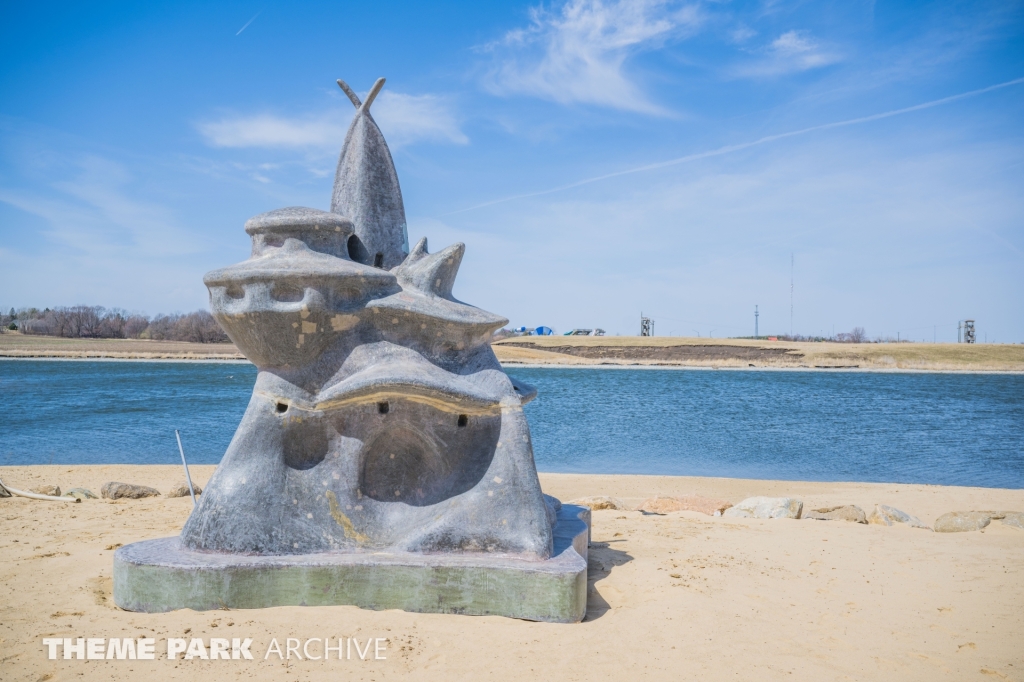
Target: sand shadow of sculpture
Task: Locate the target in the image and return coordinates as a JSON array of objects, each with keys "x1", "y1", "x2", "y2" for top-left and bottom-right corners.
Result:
[
  {"x1": 182, "y1": 77, "x2": 552, "y2": 556},
  {"x1": 584, "y1": 540, "x2": 634, "y2": 621}
]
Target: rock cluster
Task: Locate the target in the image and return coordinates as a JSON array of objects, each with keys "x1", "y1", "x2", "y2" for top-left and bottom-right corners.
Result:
[
  {"x1": 101, "y1": 482, "x2": 161, "y2": 500},
  {"x1": 723, "y1": 497, "x2": 803, "y2": 519},
  {"x1": 867, "y1": 504, "x2": 930, "y2": 529},
  {"x1": 935, "y1": 511, "x2": 1024, "y2": 533},
  {"x1": 63, "y1": 488, "x2": 97, "y2": 500},
  {"x1": 638, "y1": 495, "x2": 733, "y2": 516},
  {"x1": 166, "y1": 484, "x2": 203, "y2": 499},
  {"x1": 567, "y1": 496, "x2": 624, "y2": 511},
  {"x1": 803, "y1": 505, "x2": 867, "y2": 523}
]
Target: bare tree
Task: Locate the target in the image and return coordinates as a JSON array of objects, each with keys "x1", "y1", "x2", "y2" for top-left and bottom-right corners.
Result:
[
  {"x1": 16, "y1": 305, "x2": 229, "y2": 342},
  {"x1": 125, "y1": 315, "x2": 150, "y2": 338}
]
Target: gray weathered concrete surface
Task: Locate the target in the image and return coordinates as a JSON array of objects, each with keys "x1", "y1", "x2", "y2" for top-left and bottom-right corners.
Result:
[{"x1": 115, "y1": 505, "x2": 589, "y2": 623}]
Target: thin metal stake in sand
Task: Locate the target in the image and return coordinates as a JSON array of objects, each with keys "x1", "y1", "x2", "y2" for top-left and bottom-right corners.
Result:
[{"x1": 175, "y1": 430, "x2": 197, "y2": 508}]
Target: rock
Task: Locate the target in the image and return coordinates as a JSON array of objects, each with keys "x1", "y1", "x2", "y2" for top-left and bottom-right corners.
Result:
[
  {"x1": 867, "y1": 504, "x2": 930, "y2": 530},
  {"x1": 999, "y1": 512, "x2": 1023, "y2": 530},
  {"x1": 0, "y1": 484, "x2": 10, "y2": 497},
  {"x1": 166, "y1": 484, "x2": 202, "y2": 498},
  {"x1": 567, "y1": 496, "x2": 623, "y2": 511},
  {"x1": 934, "y1": 511, "x2": 991, "y2": 533},
  {"x1": 30, "y1": 485, "x2": 61, "y2": 497},
  {"x1": 803, "y1": 505, "x2": 867, "y2": 523},
  {"x1": 722, "y1": 496, "x2": 803, "y2": 519},
  {"x1": 63, "y1": 488, "x2": 98, "y2": 500},
  {"x1": 101, "y1": 482, "x2": 161, "y2": 500},
  {"x1": 638, "y1": 495, "x2": 733, "y2": 516}
]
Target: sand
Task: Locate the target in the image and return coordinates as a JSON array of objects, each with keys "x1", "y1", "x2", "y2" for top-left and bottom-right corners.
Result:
[{"x1": 2, "y1": 465, "x2": 1022, "y2": 681}]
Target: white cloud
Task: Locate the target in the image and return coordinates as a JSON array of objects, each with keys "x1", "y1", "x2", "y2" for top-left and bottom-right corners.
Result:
[
  {"x1": 481, "y1": 0, "x2": 701, "y2": 115},
  {"x1": 372, "y1": 92, "x2": 469, "y2": 147},
  {"x1": 734, "y1": 30, "x2": 841, "y2": 77},
  {"x1": 196, "y1": 91, "x2": 467, "y2": 151},
  {"x1": 198, "y1": 114, "x2": 340, "y2": 148}
]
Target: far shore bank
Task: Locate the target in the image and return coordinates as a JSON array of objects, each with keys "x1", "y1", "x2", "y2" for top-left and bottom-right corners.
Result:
[{"x1": 3, "y1": 333, "x2": 1023, "y2": 372}]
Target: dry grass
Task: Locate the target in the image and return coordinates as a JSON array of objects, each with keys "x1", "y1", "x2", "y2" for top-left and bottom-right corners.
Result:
[
  {"x1": 0, "y1": 332, "x2": 242, "y2": 360},
  {"x1": 493, "y1": 336, "x2": 1024, "y2": 371},
  {"x1": 3, "y1": 331, "x2": 1021, "y2": 371}
]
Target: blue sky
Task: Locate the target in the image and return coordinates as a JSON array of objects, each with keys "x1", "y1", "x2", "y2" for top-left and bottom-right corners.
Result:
[{"x1": 1, "y1": 0, "x2": 1022, "y2": 341}]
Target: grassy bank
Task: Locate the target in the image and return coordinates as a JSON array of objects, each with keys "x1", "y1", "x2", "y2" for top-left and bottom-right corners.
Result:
[{"x1": 493, "y1": 336, "x2": 1024, "y2": 371}]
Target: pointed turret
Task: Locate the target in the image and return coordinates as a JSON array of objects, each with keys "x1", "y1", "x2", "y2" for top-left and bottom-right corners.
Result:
[
  {"x1": 331, "y1": 78, "x2": 409, "y2": 270},
  {"x1": 394, "y1": 237, "x2": 464, "y2": 299}
]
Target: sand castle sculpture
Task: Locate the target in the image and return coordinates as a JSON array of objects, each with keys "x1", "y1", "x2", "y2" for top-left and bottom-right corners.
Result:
[{"x1": 113, "y1": 78, "x2": 589, "y2": 623}]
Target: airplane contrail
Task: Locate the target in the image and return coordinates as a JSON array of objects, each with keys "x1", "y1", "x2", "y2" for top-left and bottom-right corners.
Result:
[
  {"x1": 443, "y1": 76, "x2": 1024, "y2": 216},
  {"x1": 236, "y1": 10, "x2": 262, "y2": 36}
]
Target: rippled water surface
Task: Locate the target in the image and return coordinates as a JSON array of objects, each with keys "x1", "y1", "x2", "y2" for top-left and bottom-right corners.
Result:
[{"x1": 2, "y1": 360, "x2": 1022, "y2": 488}]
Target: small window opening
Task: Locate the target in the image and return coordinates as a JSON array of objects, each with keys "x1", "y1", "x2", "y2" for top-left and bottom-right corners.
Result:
[
  {"x1": 373, "y1": 252, "x2": 384, "y2": 268},
  {"x1": 457, "y1": 414, "x2": 468, "y2": 427},
  {"x1": 377, "y1": 401, "x2": 390, "y2": 414},
  {"x1": 276, "y1": 402, "x2": 288, "y2": 414}
]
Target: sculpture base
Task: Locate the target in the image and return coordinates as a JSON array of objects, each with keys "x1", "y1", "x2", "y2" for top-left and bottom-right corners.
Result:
[{"x1": 113, "y1": 505, "x2": 590, "y2": 623}]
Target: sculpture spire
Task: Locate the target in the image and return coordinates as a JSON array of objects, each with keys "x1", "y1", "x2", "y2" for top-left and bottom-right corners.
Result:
[{"x1": 331, "y1": 77, "x2": 409, "y2": 270}]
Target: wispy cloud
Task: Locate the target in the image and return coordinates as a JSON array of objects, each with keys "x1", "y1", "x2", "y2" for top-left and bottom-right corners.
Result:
[
  {"x1": 480, "y1": 0, "x2": 701, "y2": 115},
  {"x1": 445, "y1": 77, "x2": 1024, "y2": 214},
  {"x1": 0, "y1": 155, "x2": 196, "y2": 258},
  {"x1": 372, "y1": 92, "x2": 469, "y2": 147},
  {"x1": 734, "y1": 29, "x2": 841, "y2": 77},
  {"x1": 197, "y1": 91, "x2": 467, "y2": 152},
  {"x1": 236, "y1": 10, "x2": 262, "y2": 36}
]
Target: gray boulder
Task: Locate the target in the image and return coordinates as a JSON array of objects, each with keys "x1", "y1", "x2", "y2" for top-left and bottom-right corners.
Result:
[
  {"x1": 803, "y1": 505, "x2": 867, "y2": 523},
  {"x1": 723, "y1": 496, "x2": 803, "y2": 519},
  {"x1": 1000, "y1": 512, "x2": 1023, "y2": 530},
  {"x1": 638, "y1": 495, "x2": 732, "y2": 516},
  {"x1": 867, "y1": 504, "x2": 930, "y2": 529},
  {"x1": 30, "y1": 485, "x2": 61, "y2": 497},
  {"x1": 63, "y1": 488, "x2": 98, "y2": 500},
  {"x1": 934, "y1": 511, "x2": 991, "y2": 533},
  {"x1": 101, "y1": 482, "x2": 160, "y2": 500},
  {"x1": 166, "y1": 484, "x2": 202, "y2": 499},
  {"x1": 567, "y1": 496, "x2": 624, "y2": 511}
]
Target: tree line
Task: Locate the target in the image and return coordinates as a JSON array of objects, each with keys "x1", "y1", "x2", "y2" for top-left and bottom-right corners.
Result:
[{"x1": 1, "y1": 306, "x2": 229, "y2": 343}]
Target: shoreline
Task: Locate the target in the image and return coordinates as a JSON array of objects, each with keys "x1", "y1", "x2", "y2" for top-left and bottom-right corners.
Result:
[
  {"x1": 3, "y1": 355, "x2": 1023, "y2": 374},
  {"x1": 2, "y1": 461, "x2": 1020, "y2": 490}
]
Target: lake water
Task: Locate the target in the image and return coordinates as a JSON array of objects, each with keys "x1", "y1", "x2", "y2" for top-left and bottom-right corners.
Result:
[{"x1": 2, "y1": 360, "x2": 1022, "y2": 488}]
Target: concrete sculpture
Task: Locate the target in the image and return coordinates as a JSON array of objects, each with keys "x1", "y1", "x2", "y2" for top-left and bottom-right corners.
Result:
[{"x1": 113, "y1": 78, "x2": 589, "y2": 623}]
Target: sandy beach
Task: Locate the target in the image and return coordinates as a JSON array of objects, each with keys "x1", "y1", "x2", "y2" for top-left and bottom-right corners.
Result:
[{"x1": 2, "y1": 465, "x2": 1021, "y2": 681}]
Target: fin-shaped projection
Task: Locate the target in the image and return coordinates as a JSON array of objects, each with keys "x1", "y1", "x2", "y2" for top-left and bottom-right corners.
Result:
[
  {"x1": 394, "y1": 237, "x2": 464, "y2": 299},
  {"x1": 331, "y1": 78, "x2": 409, "y2": 270}
]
